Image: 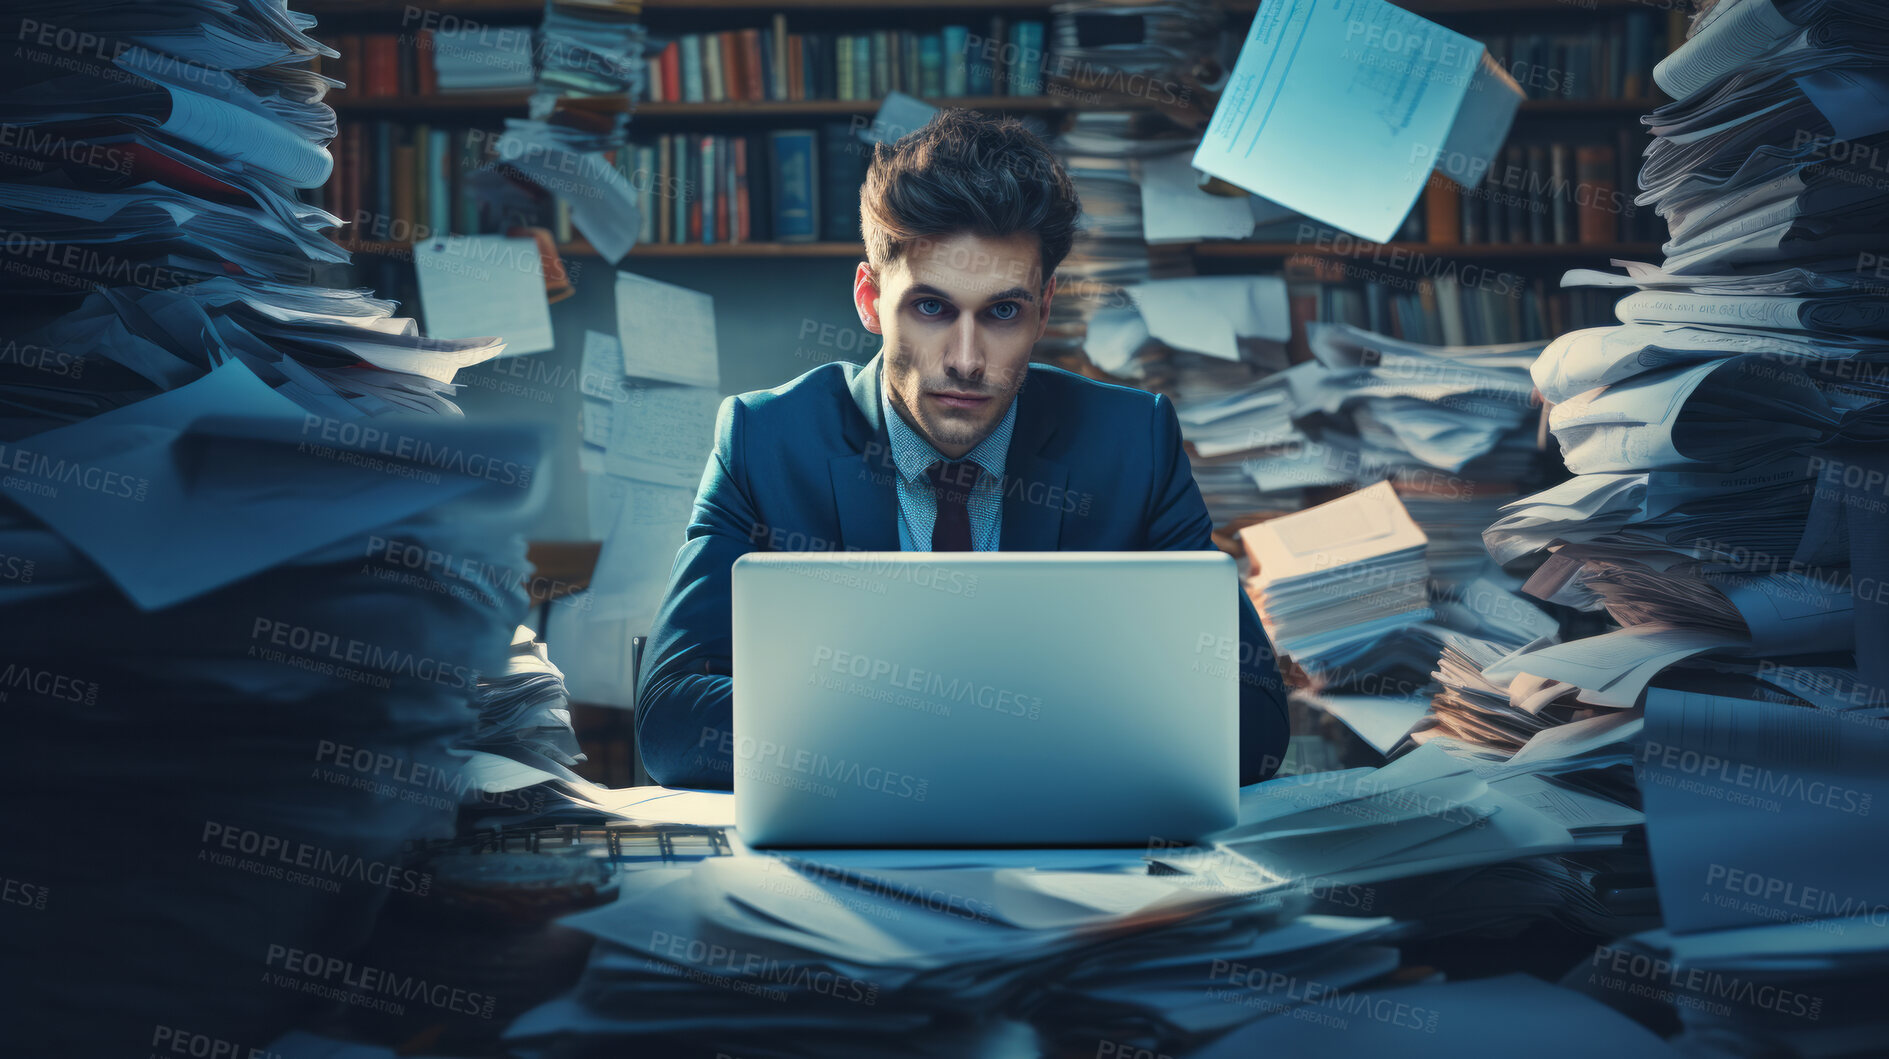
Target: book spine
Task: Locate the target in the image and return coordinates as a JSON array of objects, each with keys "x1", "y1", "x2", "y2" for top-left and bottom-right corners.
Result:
[
  {"x1": 701, "y1": 134, "x2": 717, "y2": 243},
  {"x1": 661, "y1": 41, "x2": 680, "y2": 102},
  {"x1": 636, "y1": 144, "x2": 655, "y2": 245},
  {"x1": 1550, "y1": 143, "x2": 1572, "y2": 244},
  {"x1": 770, "y1": 129, "x2": 818, "y2": 241},
  {"x1": 902, "y1": 32, "x2": 918, "y2": 95},
  {"x1": 837, "y1": 35, "x2": 854, "y2": 100},
  {"x1": 1576, "y1": 145, "x2": 1617, "y2": 243},
  {"x1": 734, "y1": 136, "x2": 749, "y2": 243},
  {"x1": 872, "y1": 31, "x2": 890, "y2": 98},
  {"x1": 681, "y1": 35, "x2": 704, "y2": 103},
  {"x1": 773, "y1": 14, "x2": 789, "y2": 100},
  {"x1": 414, "y1": 30, "x2": 436, "y2": 95},
  {"x1": 788, "y1": 34, "x2": 804, "y2": 101},
  {"x1": 988, "y1": 16, "x2": 1008, "y2": 95},
  {"x1": 709, "y1": 32, "x2": 731, "y2": 103},
  {"x1": 1424, "y1": 173, "x2": 1461, "y2": 247},
  {"x1": 364, "y1": 35, "x2": 398, "y2": 97},
  {"x1": 742, "y1": 28, "x2": 765, "y2": 103},
  {"x1": 721, "y1": 133, "x2": 735, "y2": 243},
  {"x1": 1526, "y1": 145, "x2": 1549, "y2": 244},
  {"x1": 1503, "y1": 145, "x2": 1527, "y2": 242},
  {"x1": 943, "y1": 26, "x2": 968, "y2": 96}
]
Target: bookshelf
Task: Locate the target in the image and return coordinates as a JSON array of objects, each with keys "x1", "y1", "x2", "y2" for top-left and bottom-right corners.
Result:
[{"x1": 316, "y1": 0, "x2": 1679, "y2": 333}]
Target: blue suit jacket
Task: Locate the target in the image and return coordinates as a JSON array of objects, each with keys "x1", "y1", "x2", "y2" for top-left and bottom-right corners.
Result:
[{"x1": 635, "y1": 354, "x2": 1290, "y2": 789}]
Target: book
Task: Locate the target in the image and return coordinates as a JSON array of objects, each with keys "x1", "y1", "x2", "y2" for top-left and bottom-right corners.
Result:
[
  {"x1": 819, "y1": 120, "x2": 869, "y2": 244},
  {"x1": 1576, "y1": 145, "x2": 1618, "y2": 244},
  {"x1": 769, "y1": 129, "x2": 819, "y2": 242}
]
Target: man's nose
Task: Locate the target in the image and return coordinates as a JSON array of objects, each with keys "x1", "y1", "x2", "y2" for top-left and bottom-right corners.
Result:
[{"x1": 942, "y1": 317, "x2": 984, "y2": 381}]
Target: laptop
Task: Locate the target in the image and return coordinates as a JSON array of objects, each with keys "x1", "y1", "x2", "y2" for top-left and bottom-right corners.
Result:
[{"x1": 730, "y1": 552, "x2": 1241, "y2": 847}]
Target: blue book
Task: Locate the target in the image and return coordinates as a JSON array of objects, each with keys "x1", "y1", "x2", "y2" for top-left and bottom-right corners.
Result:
[
  {"x1": 769, "y1": 129, "x2": 818, "y2": 242},
  {"x1": 1012, "y1": 21, "x2": 1044, "y2": 95},
  {"x1": 426, "y1": 128, "x2": 451, "y2": 235},
  {"x1": 680, "y1": 34, "x2": 704, "y2": 102},
  {"x1": 942, "y1": 26, "x2": 969, "y2": 96}
]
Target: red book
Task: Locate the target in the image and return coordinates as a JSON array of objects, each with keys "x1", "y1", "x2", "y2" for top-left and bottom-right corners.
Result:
[
  {"x1": 787, "y1": 34, "x2": 803, "y2": 101},
  {"x1": 661, "y1": 41, "x2": 681, "y2": 101},
  {"x1": 719, "y1": 32, "x2": 742, "y2": 102},
  {"x1": 734, "y1": 135, "x2": 750, "y2": 241},
  {"x1": 414, "y1": 29, "x2": 436, "y2": 95},
  {"x1": 363, "y1": 35, "x2": 399, "y2": 98},
  {"x1": 740, "y1": 29, "x2": 765, "y2": 102}
]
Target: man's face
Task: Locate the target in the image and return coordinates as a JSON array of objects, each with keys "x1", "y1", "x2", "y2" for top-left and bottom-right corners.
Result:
[{"x1": 854, "y1": 231, "x2": 1057, "y2": 460}]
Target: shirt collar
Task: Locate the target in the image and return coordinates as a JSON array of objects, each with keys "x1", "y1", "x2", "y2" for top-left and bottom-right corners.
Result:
[{"x1": 881, "y1": 381, "x2": 1017, "y2": 486}]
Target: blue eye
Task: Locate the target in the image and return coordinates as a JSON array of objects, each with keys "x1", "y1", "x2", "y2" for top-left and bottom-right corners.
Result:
[
  {"x1": 915, "y1": 298, "x2": 946, "y2": 317},
  {"x1": 990, "y1": 302, "x2": 1020, "y2": 321}
]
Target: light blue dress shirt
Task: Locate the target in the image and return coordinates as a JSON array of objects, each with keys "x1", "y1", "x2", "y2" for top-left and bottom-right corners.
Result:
[{"x1": 880, "y1": 382, "x2": 1016, "y2": 551}]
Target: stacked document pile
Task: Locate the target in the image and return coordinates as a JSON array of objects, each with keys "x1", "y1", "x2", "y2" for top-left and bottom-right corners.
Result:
[
  {"x1": 459, "y1": 626, "x2": 586, "y2": 787},
  {"x1": 503, "y1": 852, "x2": 1410, "y2": 1058},
  {"x1": 1148, "y1": 740, "x2": 1654, "y2": 1016},
  {"x1": 0, "y1": 5, "x2": 540, "y2": 1054},
  {"x1": 537, "y1": 2, "x2": 648, "y2": 99},
  {"x1": 1482, "y1": 0, "x2": 1889, "y2": 726},
  {"x1": 432, "y1": 24, "x2": 538, "y2": 92},
  {"x1": 1239, "y1": 482, "x2": 1435, "y2": 691},
  {"x1": 1040, "y1": 111, "x2": 1178, "y2": 368}
]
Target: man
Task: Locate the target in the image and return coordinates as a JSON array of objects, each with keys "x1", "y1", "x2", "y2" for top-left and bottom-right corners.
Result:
[{"x1": 636, "y1": 110, "x2": 1288, "y2": 789}]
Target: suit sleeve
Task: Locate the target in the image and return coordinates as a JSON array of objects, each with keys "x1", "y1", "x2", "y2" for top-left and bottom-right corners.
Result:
[
  {"x1": 1144, "y1": 392, "x2": 1290, "y2": 785},
  {"x1": 634, "y1": 395, "x2": 753, "y2": 789}
]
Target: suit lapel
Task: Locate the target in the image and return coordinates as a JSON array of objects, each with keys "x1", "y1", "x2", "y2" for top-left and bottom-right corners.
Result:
[
  {"x1": 831, "y1": 354, "x2": 900, "y2": 551},
  {"x1": 999, "y1": 372, "x2": 1067, "y2": 551}
]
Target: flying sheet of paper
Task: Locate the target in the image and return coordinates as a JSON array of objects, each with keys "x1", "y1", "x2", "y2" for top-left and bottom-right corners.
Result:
[
  {"x1": 495, "y1": 131, "x2": 642, "y2": 263},
  {"x1": 1301, "y1": 692, "x2": 1430, "y2": 755},
  {"x1": 615, "y1": 272, "x2": 720, "y2": 388},
  {"x1": 1192, "y1": 0, "x2": 1483, "y2": 243},
  {"x1": 413, "y1": 235, "x2": 554, "y2": 356},
  {"x1": 861, "y1": 91, "x2": 941, "y2": 145},
  {"x1": 604, "y1": 383, "x2": 722, "y2": 487},
  {"x1": 1139, "y1": 151, "x2": 1259, "y2": 243},
  {"x1": 1125, "y1": 276, "x2": 1291, "y2": 361},
  {"x1": 1432, "y1": 51, "x2": 1525, "y2": 189}
]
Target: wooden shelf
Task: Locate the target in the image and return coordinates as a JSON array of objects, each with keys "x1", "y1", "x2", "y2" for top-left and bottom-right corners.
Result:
[
  {"x1": 305, "y1": 0, "x2": 1661, "y2": 12},
  {"x1": 1191, "y1": 241, "x2": 1663, "y2": 261},
  {"x1": 339, "y1": 237, "x2": 1657, "y2": 262},
  {"x1": 1520, "y1": 98, "x2": 1667, "y2": 115},
  {"x1": 340, "y1": 238, "x2": 867, "y2": 258},
  {"x1": 329, "y1": 92, "x2": 1129, "y2": 116}
]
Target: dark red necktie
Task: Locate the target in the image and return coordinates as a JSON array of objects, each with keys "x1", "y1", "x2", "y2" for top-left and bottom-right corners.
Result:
[{"x1": 926, "y1": 459, "x2": 977, "y2": 551}]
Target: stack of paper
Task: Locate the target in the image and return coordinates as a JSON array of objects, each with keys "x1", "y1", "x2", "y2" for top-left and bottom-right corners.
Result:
[
  {"x1": 1041, "y1": 111, "x2": 1174, "y2": 368},
  {"x1": 1, "y1": 366, "x2": 544, "y2": 1057},
  {"x1": 459, "y1": 626, "x2": 586, "y2": 789},
  {"x1": 1485, "y1": 0, "x2": 1889, "y2": 708},
  {"x1": 1158, "y1": 740, "x2": 1648, "y2": 942},
  {"x1": 503, "y1": 851, "x2": 1408, "y2": 1057},
  {"x1": 0, "y1": 7, "x2": 542, "y2": 1054},
  {"x1": 432, "y1": 24, "x2": 538, "y2": 92},
  {"x1": 1239, "y1": 482, "x2": 1434, "y2": 687},
  {"x1": 537, "y1": 2, "x2": 648, "y2": 98}
]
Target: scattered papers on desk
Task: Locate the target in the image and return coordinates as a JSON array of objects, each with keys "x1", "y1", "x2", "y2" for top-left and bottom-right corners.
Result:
[{"x1": 1194, "y1": 0, "x2": 1522, "y2": 242}]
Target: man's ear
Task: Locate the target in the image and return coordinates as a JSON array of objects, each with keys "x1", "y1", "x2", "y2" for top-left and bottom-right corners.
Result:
[
  {"x1": 854, "y1": 261, "x2": 883, "y2": 335},
  {"x1": 1033, "y1": 273, "x2": 1059, "y2": 342}
]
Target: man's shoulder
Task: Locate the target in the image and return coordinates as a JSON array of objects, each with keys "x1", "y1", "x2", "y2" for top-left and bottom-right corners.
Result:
[
  {"x1": 1021, "y1": 360, "x2": 1163, "y2": 414},
  {"x1": 731, "y1": 358, "x2": 863, "y2": 413}
]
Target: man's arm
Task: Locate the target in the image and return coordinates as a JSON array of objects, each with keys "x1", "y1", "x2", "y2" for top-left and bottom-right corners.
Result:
[
  {"x1": 1143, "y1": 392, "x2": 1291, "y2": 785},
  {"x1": 635, "y1": 396, "x2": 752, "y2": 789}
]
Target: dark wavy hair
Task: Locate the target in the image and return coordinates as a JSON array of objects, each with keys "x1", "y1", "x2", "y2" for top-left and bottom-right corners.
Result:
[{"x1": 858, "y1": 109, "x2": 1083, "y2": 289}]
